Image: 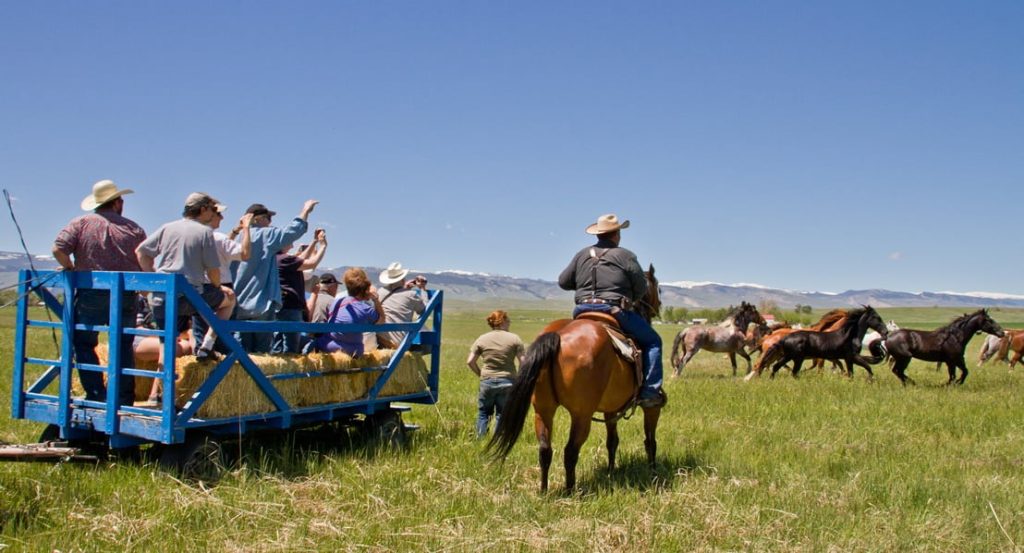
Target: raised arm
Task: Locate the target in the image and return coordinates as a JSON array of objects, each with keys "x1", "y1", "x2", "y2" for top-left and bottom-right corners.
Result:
[{"x1": 300, "y1": 232, "x2": 327, "y2": 271}]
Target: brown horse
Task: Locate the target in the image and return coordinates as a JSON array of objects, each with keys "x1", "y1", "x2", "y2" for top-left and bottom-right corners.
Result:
[
  {"x1": 669, "y1": 302, "x2": 766, "y2": 376},
  {"x1": 882, "y1": 309, "x2": 1004, "y2": 385},
  {"x1": 745, "y1": 309, "x2": 848, "y2": 380},
  {"x1": 994, "y1": 329, "x2": 1024, "y2": 368},
  {"x1": 488, "y1": 265, "x2": 662, "y2": 493},
  {"x1": 997, "y1": 329, "x2": 1024, "y2": 369}
]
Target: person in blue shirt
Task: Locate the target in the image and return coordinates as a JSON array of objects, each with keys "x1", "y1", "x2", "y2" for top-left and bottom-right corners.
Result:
[{"x1": 232, "y1": 199, "x2": 318, "y2": 352}]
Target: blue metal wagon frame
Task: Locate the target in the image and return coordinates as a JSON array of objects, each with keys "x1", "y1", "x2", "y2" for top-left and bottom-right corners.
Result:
[{"x1": 10, "y1": 269, "x2": 443, "y2": 454}]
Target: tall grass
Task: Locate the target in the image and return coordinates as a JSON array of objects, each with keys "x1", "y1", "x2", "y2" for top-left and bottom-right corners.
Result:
[{"x1": 1, "y1": 307, "x2": 1024, "y2": 551}]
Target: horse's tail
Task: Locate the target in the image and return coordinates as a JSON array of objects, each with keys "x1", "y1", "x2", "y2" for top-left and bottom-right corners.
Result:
[
  {"x1": 487, "y1": 331, "x2": 560, "y2": 460},
  {"x1": 865, "y1": 339, "x2": 888, "y2": 364},
  {"x1": 670, "y1": 330, "x2": 686, "y2": 368},
  {"x1": 756, "y1": 340, "x2": 783, "y2": 372}
]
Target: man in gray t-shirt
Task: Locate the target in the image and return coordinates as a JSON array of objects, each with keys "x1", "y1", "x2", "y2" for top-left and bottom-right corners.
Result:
[
  {"x1": 375, "y1": 263, "x2": 428, "y2": 349},
  {"x1": 136, "y1": 193, "x2": 236, "y2": 341}
]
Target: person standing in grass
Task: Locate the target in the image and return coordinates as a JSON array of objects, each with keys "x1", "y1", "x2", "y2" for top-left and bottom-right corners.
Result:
[
  {"x1": 466, "y1": 310, "x2": 525, "y2": 439},
  {"x1": 52, "y1": 179, "x2": 146, "y2": 405}
]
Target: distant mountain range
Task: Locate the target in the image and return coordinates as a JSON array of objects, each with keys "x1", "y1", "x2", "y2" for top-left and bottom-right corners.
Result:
[{"x1": 3, "y1": 251, "x2": 1023, "y2": 308}]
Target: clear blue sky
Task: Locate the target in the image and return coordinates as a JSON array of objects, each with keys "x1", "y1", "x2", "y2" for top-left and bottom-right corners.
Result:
[{"x1": 1, "y1": 2, "x2": 1021, "y2": 294}]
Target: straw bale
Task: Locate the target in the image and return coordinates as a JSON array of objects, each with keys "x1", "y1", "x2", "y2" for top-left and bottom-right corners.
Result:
[
  {"x1": 371, "y1": 349, "x2": 430, "y2": 398},
  {"x1": 69, "y1": 346, "x2": 427, "y2": 418}
]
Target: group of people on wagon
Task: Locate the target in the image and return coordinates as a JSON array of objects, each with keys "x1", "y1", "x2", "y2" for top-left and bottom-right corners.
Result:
[{"x1": 53, "y1": 179, "x2": 429, "y2": 406}]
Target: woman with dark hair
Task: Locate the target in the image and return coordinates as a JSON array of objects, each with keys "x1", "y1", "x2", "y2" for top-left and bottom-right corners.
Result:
[
  {"x1": 310, "y1": 267, "x2": 384, "y2": 357},
  {"x1": 467, "y1": 310, "x2": 525, "y2": 438}
]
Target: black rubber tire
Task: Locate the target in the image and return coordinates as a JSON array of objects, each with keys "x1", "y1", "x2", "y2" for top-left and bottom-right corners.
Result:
[
  {"x1": 159, "y1": 434, "x2": 226, "y2": 482},
  {"x1": 365, "y1": 410, "x2": 408, "y2": 449},
  {"x1": 39, "y1": 424, "x2": 110, "y2": 458},
  {"x1": 38, "y1": 424, "x2": 61, "y2": 443}
]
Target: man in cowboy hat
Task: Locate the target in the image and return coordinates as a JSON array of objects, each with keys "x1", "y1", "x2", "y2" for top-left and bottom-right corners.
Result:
[
  {"x1": 232, "y1": 199, "x2": 318, "y2": 353},
  {"x1": 375, "y1": 262, "x2": 427, "y2": 349},
  {"x1": 52, "y1": 179, "x2": 147, "y2": 404},
  {"x1": 558, "y1": 213, "x2": 666, "y2": 408}
]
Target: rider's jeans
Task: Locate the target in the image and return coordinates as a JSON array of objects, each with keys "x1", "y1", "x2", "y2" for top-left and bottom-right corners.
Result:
[{"x1": 573, "y1": 304, "x2": 663, "y2": 398}]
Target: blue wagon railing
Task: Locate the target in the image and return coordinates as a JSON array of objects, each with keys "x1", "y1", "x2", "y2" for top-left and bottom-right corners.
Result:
[{"x1": 11, "y1": 269, "x2": 442, "y2": 451}]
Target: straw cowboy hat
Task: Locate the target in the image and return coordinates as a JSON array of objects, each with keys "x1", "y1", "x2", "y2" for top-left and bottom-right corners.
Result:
[
  {"x1": 379, "y1": 262, "x2": 410, "y2": 285},
  {"x1": 585, "y1": 213, "x2": 630, "y2": 235},
  {"x1": 81, "y1": 179, "x2": 134, "y2": 211}
]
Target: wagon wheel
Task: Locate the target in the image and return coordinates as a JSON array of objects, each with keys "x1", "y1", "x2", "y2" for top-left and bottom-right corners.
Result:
[
  {"x1": 159, "y1": 433, "x2": 226, "y2": 482},
  {"x1": 38, "y1": 424, "x2": 110, "y2": 459},
  {"x1": 364, "y1": 410, "x2": 408, "y2": 449}
]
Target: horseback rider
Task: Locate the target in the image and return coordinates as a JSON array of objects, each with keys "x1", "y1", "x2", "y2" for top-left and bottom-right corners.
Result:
[{"x1": 558, "y1": 213, "x2": 666, "y2": 408}]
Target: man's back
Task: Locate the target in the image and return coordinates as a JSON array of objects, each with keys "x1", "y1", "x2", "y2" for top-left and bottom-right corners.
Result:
[
  {"x1": 54, "y1": 210, "x2": 146, "y2": 271},
  {"x1": 558, "y1": 239, "x2": 647, "y2": 306}
]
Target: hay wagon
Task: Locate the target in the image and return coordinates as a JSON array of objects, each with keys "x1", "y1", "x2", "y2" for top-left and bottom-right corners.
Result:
[{"x1": 7, "y1": 269, "x2": 442, "y2": 478}]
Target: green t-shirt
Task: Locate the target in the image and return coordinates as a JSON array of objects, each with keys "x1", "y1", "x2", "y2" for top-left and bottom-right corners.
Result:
[{"x1": 470, "y1": 330, "x2": 525, "y2": 380}]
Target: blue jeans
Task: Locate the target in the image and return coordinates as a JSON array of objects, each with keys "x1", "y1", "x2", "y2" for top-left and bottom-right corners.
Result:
[
  {"x1": 573, "y1": 303, "x2": 663, "y2": 399},
  {"x1": 272, "y1": 308, "x2": 304, "y2": 354},
  {"x1": 235, "y1": 309, "x2": 276, "y2": 354},
  {"x1": 476, "y1": 377, "x2": 514, "y2": 438},
  {"x1": 72, "y1": 289, "x2": 137, "y2": 404}
]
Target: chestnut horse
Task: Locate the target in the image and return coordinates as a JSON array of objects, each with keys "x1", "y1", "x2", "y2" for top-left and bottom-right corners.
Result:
[
  {"x1": 488, "y1": 265, "x2": 662, "y2": 492},
  {"x1": 994, "y1": 329, "x2": 1024, "y2": 368},
  {"x1": 882, "y1": 309, "x2": 1004, "y2": 385},
  {"x1": 669, "y1": 302, "x2": 766, "y2": 376}
]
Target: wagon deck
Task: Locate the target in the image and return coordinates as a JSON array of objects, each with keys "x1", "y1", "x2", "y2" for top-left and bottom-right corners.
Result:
[{"x1": 10, "y1": 269, "x2": 442, "y2": 470}]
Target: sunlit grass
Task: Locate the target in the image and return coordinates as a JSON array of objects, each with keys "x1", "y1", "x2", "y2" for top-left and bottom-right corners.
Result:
[{"x1": 2, "y1": 307, "x2": 1024, "y2": 550}]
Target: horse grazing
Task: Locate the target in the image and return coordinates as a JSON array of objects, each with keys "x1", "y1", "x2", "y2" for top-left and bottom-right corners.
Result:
[
  {"x1": 882, "y1": 309, "x2": 1004, "y2": 385},
  {"x1": 669, "y1": 302, "x2": 766, "y2": 376},
  {"x1": 746, "y1": 309, "x2": 848, "y2": 380},
  {"x1": 487, "y1": 265, "x2": 662, "y2": 493},
  {"x1": 766, "y1": 306, "x2": 888, "y2": 379}
]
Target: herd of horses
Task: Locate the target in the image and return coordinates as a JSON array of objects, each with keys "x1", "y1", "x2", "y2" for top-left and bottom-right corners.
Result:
[{"x1": 487, "y1": 265, "x2": 1010, "y2": 492}]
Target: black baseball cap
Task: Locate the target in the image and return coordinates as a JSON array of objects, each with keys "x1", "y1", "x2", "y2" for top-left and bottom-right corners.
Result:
[
  {"x1": 245, "y1": 203, "x2": 277, "y2": 217},
  {"x1": 319, "y1": 273, "x2": 339, "y2": 285}
]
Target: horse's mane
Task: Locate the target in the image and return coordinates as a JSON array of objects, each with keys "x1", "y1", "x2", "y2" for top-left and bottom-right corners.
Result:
[
  {"x1": 720, "y1": 302, "x2": 753, "y2": 328},
  {"x1": 935, "y1": 310, "x2": 985, "y2": 340},
  {"x1": 835, "y1": 307, "x2": 868, "y2": 332},
  {"x1": 811, "y1": 309, "x2": 847, "y2": 331}
]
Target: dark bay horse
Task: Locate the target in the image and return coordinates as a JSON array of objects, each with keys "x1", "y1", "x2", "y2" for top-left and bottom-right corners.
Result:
[
  {"x1": 487, "y1": 265, "x2": 662, "y2": 493},
  {"x1": 669, "y1": 301, "x2": 766, "y2": 376},
  {"x1": 766, "y1": 306, "x2": 888, "y2": 379},
  {"x1": 746, "y1": 309, "x2": 848, "y2": 380},
  {"x1": 883, "y1": 309, "x2": 1004, "y2": 385}
]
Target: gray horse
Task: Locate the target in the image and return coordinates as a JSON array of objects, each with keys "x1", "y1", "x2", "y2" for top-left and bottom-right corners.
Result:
[{"x1": 670, "y1": 302, "x2": 766, "y2": 376}]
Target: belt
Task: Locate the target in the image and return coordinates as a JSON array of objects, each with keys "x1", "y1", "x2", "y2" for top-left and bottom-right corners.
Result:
[{"x1": 578, "y1": 297, "x2": 631, "y2": 309}]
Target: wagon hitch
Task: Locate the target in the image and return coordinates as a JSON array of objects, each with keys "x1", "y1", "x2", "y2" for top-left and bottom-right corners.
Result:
[{"x1": 0, "y1": 441, "x2": 102, "y2": 464}]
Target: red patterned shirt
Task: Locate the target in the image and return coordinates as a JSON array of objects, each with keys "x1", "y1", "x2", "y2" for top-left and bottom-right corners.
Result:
[{"x1": 54, "y1": 209, "x2": 147, "y2": 271}]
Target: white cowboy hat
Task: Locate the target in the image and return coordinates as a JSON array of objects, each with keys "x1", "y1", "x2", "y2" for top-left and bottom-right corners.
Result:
[
  {"x1": 379, "y1": 262, "x2": 410, "y2": 285},
  {"x1": 81, "y1": 179, "x2": 134, "y2": 211},
  {"x1": 585, "y1": 213, "x2": 630, "y2": 235}
]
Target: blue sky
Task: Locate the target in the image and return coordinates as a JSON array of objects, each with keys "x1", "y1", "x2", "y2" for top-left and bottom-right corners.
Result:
[{"x1": 1, "y1": 2, "x2": 1021, "y2": 294}]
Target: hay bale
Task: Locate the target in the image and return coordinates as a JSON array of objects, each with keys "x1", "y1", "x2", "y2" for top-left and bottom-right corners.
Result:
[
  {"x1": 72, "y1": 346, "x2": 427, "y2": 418},
  {"x1": 93, "y1": 343, "x2": 160, "y2": 401},
  {"x1": 370, "y1": 349, "x2": 429, "y2": 398}
]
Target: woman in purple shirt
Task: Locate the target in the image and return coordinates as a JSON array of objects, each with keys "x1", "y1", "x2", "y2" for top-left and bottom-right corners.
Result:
[{"x1": 312, "y1": 267, "x2": 384, "y2": 357}]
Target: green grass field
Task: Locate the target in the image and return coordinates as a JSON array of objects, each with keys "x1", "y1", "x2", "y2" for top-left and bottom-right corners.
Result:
[{"x1": 2, "y1": 305, "x2": 1024, "y2": 551}]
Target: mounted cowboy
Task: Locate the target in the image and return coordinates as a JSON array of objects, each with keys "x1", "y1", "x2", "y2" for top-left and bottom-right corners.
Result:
[{"x1": 558, "y1": 213, "x2": 666, "y2": 408}]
